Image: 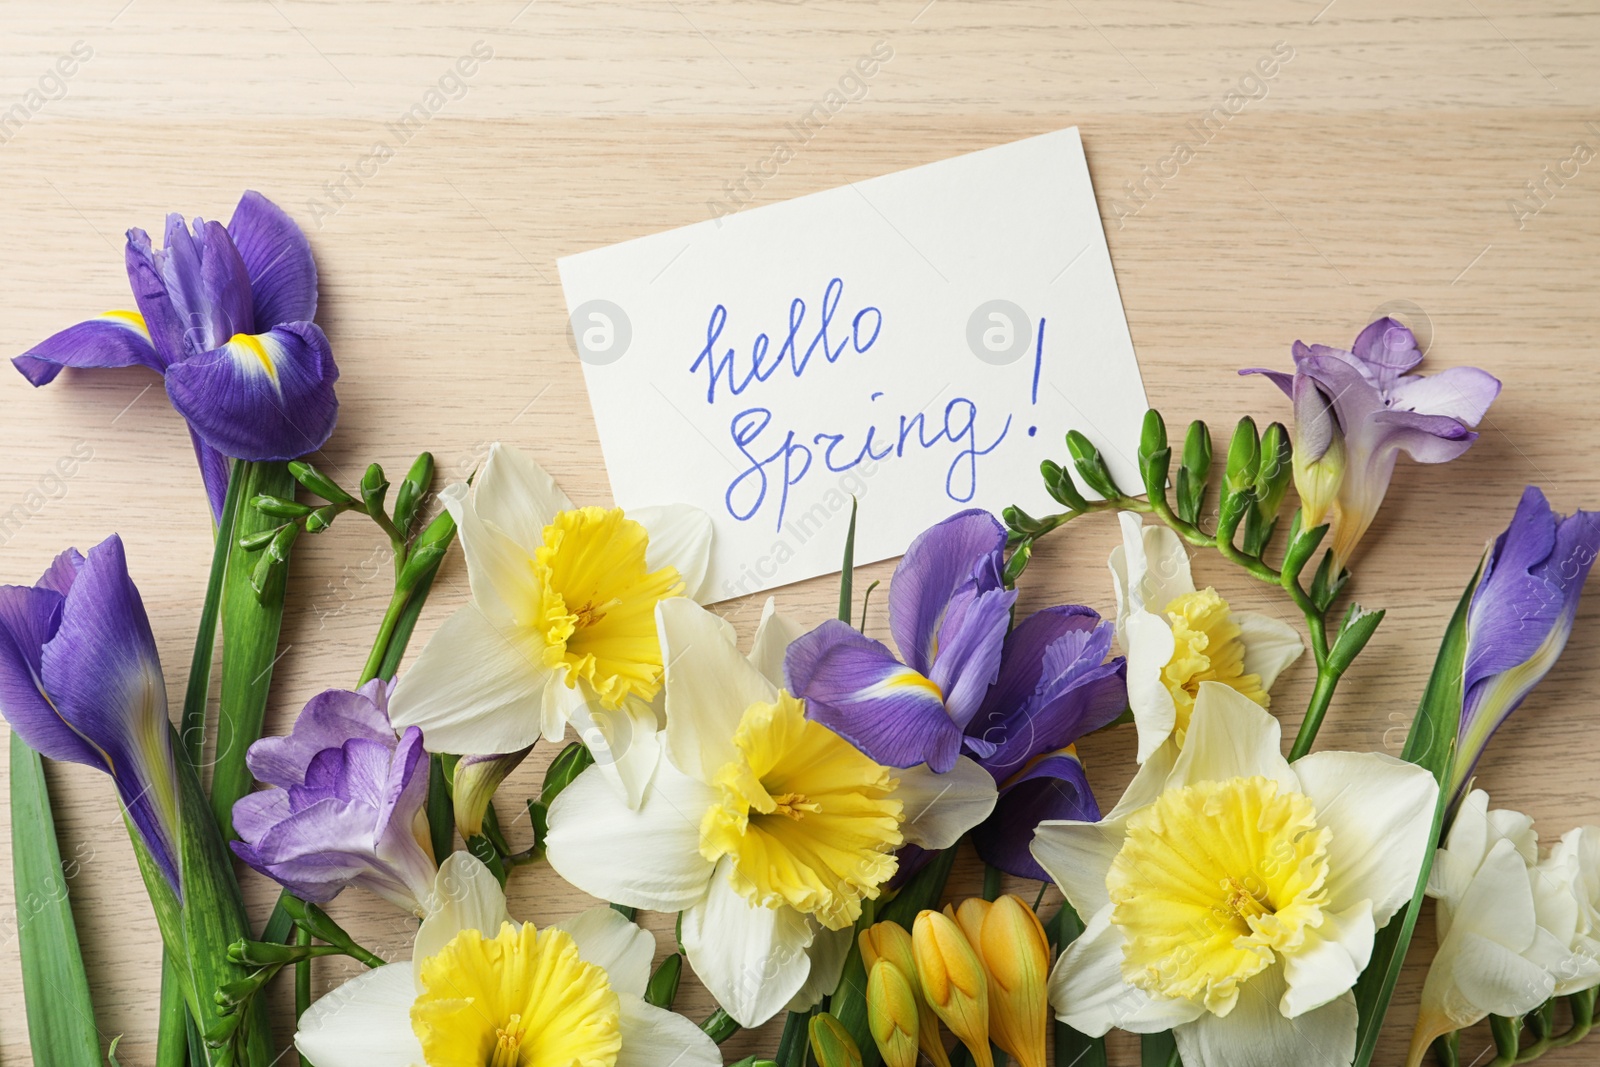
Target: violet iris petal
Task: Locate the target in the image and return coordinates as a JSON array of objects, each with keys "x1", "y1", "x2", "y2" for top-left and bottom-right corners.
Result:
[
  {"x1": 11, "y1": 191, "x2": 337, "y2": 519},
  {"x1": 0, "y1": 537, "x2": 183, "y2": 892},
  {"x1": 1449, "y1": 488, "x2": 1600, "y2": 811},
  {"x1": 1243, "y1": 317, "x2": 1501, "y2": 569},
  {"x1": 965, "y1": 605, "x2": 1126, "y2": 879},
  {"x1": 232, "y1": 680, "x2": 437, "y2": 914},
  {"x1": 787, "y1": 510, "x2": 1016, "y2": 772}
]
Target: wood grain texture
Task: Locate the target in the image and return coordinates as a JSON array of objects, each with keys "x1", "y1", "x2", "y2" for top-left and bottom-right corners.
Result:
[{"x1": 2, "y1": 1, "x2": 1598, "y2": 1063}]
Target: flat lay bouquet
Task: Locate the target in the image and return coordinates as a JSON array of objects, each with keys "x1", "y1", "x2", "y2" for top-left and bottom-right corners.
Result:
[{"x1": 6, "y1": 192, "x2": 1599, "y2": 1067}]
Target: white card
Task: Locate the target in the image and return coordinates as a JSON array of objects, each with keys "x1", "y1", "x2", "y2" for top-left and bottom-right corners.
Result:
[{"x1": 558, "y1": 127, "x2": 1147, "y2": 603}]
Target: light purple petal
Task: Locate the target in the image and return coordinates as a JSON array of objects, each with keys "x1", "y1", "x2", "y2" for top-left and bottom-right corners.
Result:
[
  {"x1": 787, "y1": 619, "x2": 963, "y2": 772},
  {"x1": 1349, "y1": 317, "x2": 1423, "y2": 387},
  {"x1": 925, "y1": 582, "x2": 1015, "y2": 729},
  {"x1": 36, "y1": 548, "x2": 84, "y2": 597},
  {"x1": 1384, "y1": 366, "x2": 1501, "y2": 425},
  {"x1": 1368, "y1": 409, "x2": 1478, "y2": 464},
  {"x1": 228, "y1": 191, "x2": 318, "y2": 328},
  {"x1": 974, "y1": 750, "x2": 1101, "y2": 880},
  {"x1": 38, "y1": 535, "x2": 181, "y2": 891},
  {"x1": 13, "y1": 315, "x2": 164, "y2": 387},
  {"x1": 888, "y1": 510, "x2": 1007, "y2": 677},
  {"x1": 1239, "y1": 366, "x2": 1295, "y2": 399},
  {"x1": 165, "y1": 322, "x2": 339, "y2": 462},
  {"x1": 246, "y1": 679, "x2": 395, "y2": 789},
  {"x1": 0, "y1": 584, "x2": 104, "y2": 768}
]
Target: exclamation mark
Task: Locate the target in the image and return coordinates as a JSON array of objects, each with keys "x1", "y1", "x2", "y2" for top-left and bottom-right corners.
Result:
[{"x1": 1028, "y1": 316, "x2": 1046, "y2": 437}]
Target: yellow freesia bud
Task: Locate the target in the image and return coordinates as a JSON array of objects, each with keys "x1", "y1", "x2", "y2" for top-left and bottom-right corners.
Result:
[
  {"x1": 867, "y1": 959, "x2": 920, "y2": 1067},
  {"x1": 978, "y1": 894, "x2": 1050, "y2": 1067},
  {"x1": 808, "y1": 1011, "x2": 864, "y2": 1067},
  {"x1": 912, "y1": 909, "x2": 993, "y2": 1067},
  {"x1": 451, "y1": 747, "x2": 532, "y2": 838},
  {"x1": 946, "y1": 897, "x2": 991, "y2": 950},
  {"x1": 860, "y1": 922, "x2": 951, "y2": 1067}
]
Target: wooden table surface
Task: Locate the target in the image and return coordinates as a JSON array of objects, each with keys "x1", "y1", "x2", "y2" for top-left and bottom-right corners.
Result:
[{"x1": 4, "y1": 2, "x2": 1599, "y2": 1064}]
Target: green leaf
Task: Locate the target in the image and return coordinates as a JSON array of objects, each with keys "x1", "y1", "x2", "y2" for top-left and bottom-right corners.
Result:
[
  {"x1": 212, "y1": 460, "x2": 298, "y2": 838},
  {"x1": 1046, "y1": 904, "x2": 1107, "y2": 1067},
  {"x1": 644, "y1": 953, "x2": 683, "y2": 1009},
  {"x1": 1141, "y1": 1031, "x2": 1180, "y2": 1067},
  {"x1": 1327, "y1": 605, "x2": 1384, "y2": 675},
  {"x1": 839, "y1": 497, "x2": 858, "y2": 623},
  {"x1": 1349, "y1": 564, "x2": 1478, "y2": 1067},
  {"x1": 10, "y1": 734, "x2": 102, "y2": 1067}
]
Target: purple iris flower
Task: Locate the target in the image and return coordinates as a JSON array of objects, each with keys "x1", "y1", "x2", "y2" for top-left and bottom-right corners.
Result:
[
  {"x1": 1449, "y1": 487, "x2": 1600, "y2": 812},
  {"x1": 13, "y1": 191, "x2": 339, "y2": 519},
  {"x1": 1243, "y1": 317, "x2": 1500, "y2": 570},
  {"x1": 0, "y1": 536, "x2": 182, "y2": 891},
  {"x1": 965, "y1": 605, "x2": 1127, "y2": 879},
  {"x1": 786, "y1": 510, "x2": 1018, "y2": 773},
  {"x1": 232, "y1": 679, "x2": 437, "y2": 915}
]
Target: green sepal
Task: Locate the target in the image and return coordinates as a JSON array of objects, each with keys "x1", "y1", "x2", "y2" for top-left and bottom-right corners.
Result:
[
  {"x1": 644, "y1": 953, "x2": 683, "y2": 1009},
  {"x1": 1040, "y1": 458, "x2": 1090, "y2": 510},
  {"x1": 359, "y1": 462, "x2": 389, "y2": 515},
  {"x1": 542, "y1": 742, "x2": 596, "y2": 804},
  {"x1": 1349, "y1": 563, "x2": 1479, "y2": 1067},
  {"x1": 1308, "y1": 549, "x2": 1349, "y2": 611},
  {"x1": 1280, "y1": 511, "x2": 1329, "y2": 585},
  {"x1": 1141, "y1": 446, "x2": 1173, "y2": 508},
  {"x1": 10, "y1": 733, "x2": 102, "y2": 1067},
  {"x1": 1065, "y1": 430, "x2": 1120, "y2": 498},
  {"x1": 393, "y1": 451, "x2": 435, "y2": 536},
  {"x1": 1327, "y1": 605, "x2": 1384, "y2": 675}
]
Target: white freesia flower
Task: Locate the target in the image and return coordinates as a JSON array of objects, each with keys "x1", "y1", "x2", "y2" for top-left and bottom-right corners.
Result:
[
  {"x1": 389, "y1": 442, "x2": 713, "y2": 806},
  {"x1": 1031, "y1": 683, "x2": 1437, "y2": 1067},
  {"x1": 295, "y1": 852, "x2": 720, "y2": 1067},
  {"x1": 1406, "y1": 793, "x2": 1600, "y2": 1065},
  {"x1": 544, "y1": 596, "x2": 999, "y2": 1028},
  {"x1": 1109, "y1": 512, "x2": 1303, "y2": 762}
]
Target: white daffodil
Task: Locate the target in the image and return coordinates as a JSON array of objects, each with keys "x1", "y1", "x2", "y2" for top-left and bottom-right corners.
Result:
[
  {"x1": 295, "y1": 852, "x2": 720, "y2": 1067},
  {"x1": 544, "y1": 596, "x2": 999, "y2": 1028},
  {"x1": 1109, "y1": 512, "x2": 1303, "y2": 762},
  {"x1": 1406, "y1": 792, "x2": 1595, "y2": 1065},
  {"x1": 389, "y1": 442, "x2": 712, "y2": 806},
  {"x1": 1031, "y1": 683, "x2": 1437, "y2": 1067}
]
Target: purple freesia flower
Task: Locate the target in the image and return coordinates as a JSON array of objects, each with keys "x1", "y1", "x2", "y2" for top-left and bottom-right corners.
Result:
[
  {"x1": 965, "y1": 605, "x2": 1127, "y2": 879},
  {"x1": 786, "y1": 510, "x2": 1017, "y2": 772},
  {"x1": 1449, "y1": 487, "x2": 1600, "y2": 811},
  {"x1": 13, "y1": 191, "x2": 339, "y2": 518},
  {"x1": 232, "y1": 679, "x2": 437, "y2": 915},
  {"x1": 0, "y1": 536, "x2": 182, "y2": 891},
  {"x1": 1244, "y1": 317, "x2": 1500, "y2": 570}
]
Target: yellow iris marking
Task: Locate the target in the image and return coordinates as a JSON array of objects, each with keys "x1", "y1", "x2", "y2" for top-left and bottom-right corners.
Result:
[
  {"x1": 1107, "y1": 776, "x2": 1331, "y2": 1015},
  {"x1": 531, "y1": 507, "x2": 683, "y2": 708},
  {"x1": 699, "y1": 693, "x2": 905, "y2": 930},
  {"x1": 100, "y1": 309, "x2": 149, "y2": 336},
  {"x1": 1160, "y1": 588, "x2": 1268, "y2": 747},
  {"x1": 411, "y1": 922, "x2": 621, "y2": 1067},
  {"x1": 883, "y1": 668, "x2": 943, "y2": 700},
  {"x1": 227, "y1": 333, "x2": 279, "y2": 381}
]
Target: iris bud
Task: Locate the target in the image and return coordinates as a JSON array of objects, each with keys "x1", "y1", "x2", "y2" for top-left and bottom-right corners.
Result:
[
  {"x1": 913, "y1": 909, "x2": 993, "y2": 1067},
  {"x1": 867, "y1": 959, "x2": 921, "y2": 1067},
  {"x1": 451, "y1": 747, "x2": 533, "y2": 838},
  {"x1": 977, "y1": 895, "x2": 1050, "y2": 1067},
  {"x1": 808, "y1": 1011, "x2": 864, "y2": 1067},
  {"x1": 860, "y1": 921, "x2": 950, "y2": 1067}
]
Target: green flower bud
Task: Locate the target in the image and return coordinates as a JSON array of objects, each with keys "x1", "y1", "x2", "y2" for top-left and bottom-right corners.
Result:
[
  {"x1": 809, "y1": 1012, "x2": 864, "y2": 1067},
  {"x1": 393, "y1": 451, "x2": 435, "y2": 535},
  {"x1": 287, "y1": 460, "x2": 357, "y2": 506},
  {"x1": 360, "y1": 462, "x2": 389, "y2": 515}
]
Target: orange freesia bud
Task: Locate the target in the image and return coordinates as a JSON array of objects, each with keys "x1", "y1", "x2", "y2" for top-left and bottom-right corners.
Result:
[
  {"x1": 978, "y1": 894, "x2": 1049, "y2": 1067},
  {"x1": 912, "y1": 909, "x2": 993, "y2": 1067},
  {"x1": 860, "y1": 921, "x2": 952, "y2": 1067}
]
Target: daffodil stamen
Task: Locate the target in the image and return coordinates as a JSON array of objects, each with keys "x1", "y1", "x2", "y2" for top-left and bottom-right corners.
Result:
[
  {"x1": 699, "y1": 693, "x2": 905, "y2": 930},
  {"x1": 531, "y1": 506, "x2": 684, "y2": 708}
]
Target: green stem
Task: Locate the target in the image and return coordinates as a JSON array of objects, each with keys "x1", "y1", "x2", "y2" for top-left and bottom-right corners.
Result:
[
  {"x1": 182, "y1": 459, "x2": 247, "y2": 767},
  {"x1": 982, "y1": 864, "x2": 1003, "y2": 902},
  {"x1": 295, "y1": 926, "x2": 313, "y2": 1067},
  {"x1": 1288, "y1": 669, "x2": 1342, "y2": 761},
  {"x1": 359, "y1": 580, "x2": 411, "y2": 685}
]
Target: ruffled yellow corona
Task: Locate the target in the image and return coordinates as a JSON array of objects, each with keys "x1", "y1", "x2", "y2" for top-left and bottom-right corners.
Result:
[{"x1": 1160, "y1": 589, "x2": 1268, "y2": 745}]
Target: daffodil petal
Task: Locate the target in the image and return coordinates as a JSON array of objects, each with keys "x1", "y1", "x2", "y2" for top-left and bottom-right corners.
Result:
[
  {"x1": 1030, "y1": 819, "x2": 1129, "y2": 921},
  {"x1": 659, "y1": 597, "x2": 777, "y2": 783},
  {"x1": 633, "y1": 503, "x2": 714, "y2": 603},
  {"x1": 1048, "y1": 905, "x2": 1204, "y2": 1036},
  {"x1": 414, "y1": 853, "x2": 510, "y2": 986},
  {"x1": 895, "y1": 756, "x2": 997, "y2": 850},
  {"x1": 568, "y1": 695, "x2": 662, "y2": 809},
  {"x1": 615, "y1": 992, "x2": 724, "y2": 1067},
  {"x1": 1234, "y1": 611, "x2": 1305, "y2": 692},
  {"x1": 1110, "y1": 512, "x2": 1194, "y2": 631},
  {"x1": 388, "y1": 602, "x2": 557, "y2": 754},
  {"x1": 1291, "y1": 750, "x2": 1439, "y2": 926},
  {"x1": 554, "y1": 906, "x2": 656, "y2": 998},
  {"x1": 788, "y1": 923, "x2": 854, "y2": 1012},
  {"x1": 1124, "y1": 609, "x2": 1178, "y2": 762},
  {"x1": 473, "y1": 442, "x2": 574, "y2": 549},
  {"x1": 1166, "y1": 683, "x2": 1296, "y2": 793},
  {"x1": 1280, "y1": 900, "x2": 1375, "y2": 1018},
  {"x1": 545, "y1": 758, "x2": 719, "y2": 911},
  {"x1": 295, "y1": 962, "x2": 422, "y2": 1067},
  {"x1": 750, "y1": 596, "x2": 806, "y2": 690},
  {"x1": 1173, "y1": 966, "x2": 1356, "y2": 1067},
  {"x1": 681, "y1": 857, "x2": 816, "y2": 1028},
  {"x1": 438, "y1": 480, "x2": 540, "y2": 626}
]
